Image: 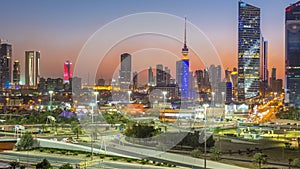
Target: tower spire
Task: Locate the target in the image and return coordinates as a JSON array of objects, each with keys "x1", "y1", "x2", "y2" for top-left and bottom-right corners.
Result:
[
  {"x1": 184, "y1": 17, "x2": 187, "y2": 47},
  {"x1": 182, "y1": 17, "x2": 189, "y2": 59}
]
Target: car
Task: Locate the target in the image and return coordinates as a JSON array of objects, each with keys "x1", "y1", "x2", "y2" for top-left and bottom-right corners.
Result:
[{"x1": 71, "y1": 140, "x2": 79, "y2": 144}]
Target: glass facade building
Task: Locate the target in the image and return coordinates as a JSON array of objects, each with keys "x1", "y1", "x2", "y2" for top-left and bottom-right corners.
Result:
[
  {"x1": 0, "y1": 42, "x2": 12, "y2": 89},
  {"x1": 238, "y1": 1, "x2": 261, "y2": 101},
  {"x1": 119, "y1": 53, "x2": 131, "y2": 90},
  {"x1": 25, "y1": 51, "x2": 40, "y2": 87},
  {"x1": 63, "y1": 61, "x2": 72, "y2": 84},
  {"x1": 285, "y1": 1, "x2": 300, "y2": 106}
]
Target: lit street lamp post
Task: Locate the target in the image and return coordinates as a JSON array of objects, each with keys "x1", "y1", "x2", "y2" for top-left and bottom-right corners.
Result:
[
  {"x1": 221, "y1": 92, "x2": 225, "y2": 106},
  {"x1": 162, "y1": 91, "x2": 167, "y2": 108},
  {"x1": 128, "y1": 90, "x2": 132, "y2": 103},
  {"x1": 91, "y1": 91, "x2": 98, "y2": 161},
  {"x1": 203, "y1": 104, "x2": 209, "y2": 169},
  {"x1": 49, "y1": 91, "x2": 53, "y2": 110},
  {"x1": 92, "y1": 91, "x2": 99, "y2": 124}
]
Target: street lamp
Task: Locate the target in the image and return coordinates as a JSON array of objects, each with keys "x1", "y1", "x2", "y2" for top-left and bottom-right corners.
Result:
[
  {"x1": 92, "y1": 91, "x2": 99, "y2": 124},
  {"x1": 128, "y1": 90, "x2": 132, "y2": 103},
  {"x1": 49, "y1": 91, "x2": 53, "y2": 110},
  {"x1": 162, "y1": 91, "x2": 167, "y2": 108},
  {"x1": 211, "y1": 92, "x2": 215, "y2": 107},
  {"x1": 91, "y1": 91, "x2": 98, "y2": 161},
  {"x1": 221, "y1": 92, "x2": 225, "y2": 106},
  {"x1": 203, "y1": 104, "x2": 209, "y2": 169}
]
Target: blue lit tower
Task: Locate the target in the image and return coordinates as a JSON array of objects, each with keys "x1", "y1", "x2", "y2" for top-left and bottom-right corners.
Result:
[
  {"x1": 285, "y1": 1, "x2": 300, "y2": 106},
  {"x1": 238, "y1": 1, "x2": 261, "y2": 101},
  {"x1": 181, "y1": 17, "x2": 190, "y2": 99}
]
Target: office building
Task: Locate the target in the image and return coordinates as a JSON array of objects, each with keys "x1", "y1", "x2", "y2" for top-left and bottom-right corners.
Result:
[
  {"x1": 285, "y1": 0, "x2": 300, "y2": 107},
  {"x1": 238, "y1": 1, "x2": 261, "y2": 101},
  {"x1": 148, "y1": 67, "x2": 154, "y2": 86},
  {"x1": 0, "y1": 41, "x2": 12, "y2": 89},
  {"x1": 25, "y1": 51, "x2": 40, "y2": 87},
  {"x1": 64, "y1": 61, "x2": 72, "y2": 84},
  {"x1": 133, "y1": 71, "x2": 138, "y2": 90},
  {"x1": 156, "y1": 64, "x2": 164, "y2": 86},
  {"x1": 13, "y1": 60, "x2": 20, "y2": 85},
  {"x1": 119, "y1": 53, "x2": 131, "y2": 90}
]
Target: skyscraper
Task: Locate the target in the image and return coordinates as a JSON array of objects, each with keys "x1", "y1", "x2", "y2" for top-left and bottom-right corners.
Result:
[
  {"x1": 156, "y1": 64, "x2": 164, "y2": 86},
  {"x1": 238, "y1": 1, "x2": 261, "y2": 101},
  {"x1": 285, "y1": 1, "x2": 300, "y2": 106},
  {"x1": 148, "y1": 67, "x2": 154, "y2": 86},
  {"x1": 119, "y1": 53, "x2": 131, "y2": 90},
  {"x1": 25, "y1": 51, "x2": 40, "y2": 87},
  {"x1": 260, "y1": 38, "x2": 268, "y2": 97},
  {"x1": 177, "y1": 17, "x2": 190, "y2": 99},
  {"x1": 64, "y1": 61, "x2": 72, "y2": 84},
  {"x1": 0, "y1": 41, "x2": 12, "y2": 89},
  {"x1": 164, "y1": 66, "x2": 171, "y2": 86},
  {"x1": 13, "y1": 60, "x2": 20, "y2": 85},
  {"x1": 133, "y1": 71, "x2": 138, "y2": 90},
  {"x1": 208, "y1": 64, "x2": 221, "y2": 92}
]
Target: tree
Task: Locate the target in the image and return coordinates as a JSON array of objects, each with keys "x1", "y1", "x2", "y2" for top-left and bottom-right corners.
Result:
[
  {"x1": 15, "y1": 132, "x2": 39, "y2": 150},
  {"x1": 71, "y1": 122, "x2": 82, "y2": 139},
  {"x1": 59, "y1": 163, "x2": 73, "y2": 169},
  {"x1": 252, "y1": 153, "x2": 267, "y2": 169},
  {"x1": 190, "y1": 149, "x2": 202, "y2": 158},
  {"x1": 294, "y1": 158, "x2": 300, "y2": 167},
  {"x1": 210, "y1": 147, "x2": 221, "y2": 161},
  {"x1": 9, "y1": 161, "x2": 19, "y2": 169},
  {"x1": 288, "y1": 158, "x2": 293, "y2": 169},
  {"x1": 36, "y1": 159, "x2": 52, "y2": 169}
]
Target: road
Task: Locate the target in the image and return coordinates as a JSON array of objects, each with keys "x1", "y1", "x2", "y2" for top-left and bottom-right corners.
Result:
[{"x1": 0, "y1": 151, "x2": 174, "y2": 169}]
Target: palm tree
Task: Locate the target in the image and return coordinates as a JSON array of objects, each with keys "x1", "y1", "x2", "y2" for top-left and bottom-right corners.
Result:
[
  {"x1": 71, "y1": 122, "x2": 82, "y2": 139},
  {"x1": 252, "y1": 153, "x2": 267, "y2": 169},
  {"x1": 288, "y1": 158, "x2": 293, "y2": 169}
]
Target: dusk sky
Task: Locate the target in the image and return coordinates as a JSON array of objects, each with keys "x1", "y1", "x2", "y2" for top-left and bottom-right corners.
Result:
[{"x1": 0, "y1": 0, "x2": 297, "y2": 83}]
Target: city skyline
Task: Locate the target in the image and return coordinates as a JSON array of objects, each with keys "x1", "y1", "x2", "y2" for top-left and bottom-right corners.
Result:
[{"x1": 0, "y1": 0, "x2": 296, "y2": 82}]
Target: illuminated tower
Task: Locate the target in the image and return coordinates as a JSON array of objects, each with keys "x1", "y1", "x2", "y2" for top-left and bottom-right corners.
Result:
[
  {"x1": 119, "y1": 53, "x2": 131, "y2": 90},
  {"x1": 177, "y1": 17, "x2": 190, "y2": 99},
  {"x1": 13, "y1": 60, "x2": 20, "y2": 85},
  {"x1": 64, "y1": 61, "x2": 73, "y2": 84},
  {"x1": 285, "y1": 1, "x2": 300, "y2": 106},
  {"x1": 238, "y1": 1, "x2": 261, "y2": 101},
  {"x1": 0, "y1": 41, "x2": 12, "y2": 89},
  {"x1": 25, "y1": 51, "x2": 40, "y2": 87}
]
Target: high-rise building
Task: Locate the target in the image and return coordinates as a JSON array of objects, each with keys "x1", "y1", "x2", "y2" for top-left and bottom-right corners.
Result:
[
  {"x1": 238, "y1": 1, "x2": 261, "y2": 101},
  {"x1": 0, "y1": 41, "x2": 12, "y2": 89},
  {"x1": 164, "y1": 66, "x2": 171, "y2": 86},
  {"x1": 208, "y1": 65, "x2": 221, "y2": 92},
  {"x1": 156, "y1": 64, "x2": 164, "y2": 86},
  {"x1": 285, "y1": 1, "x2": 300, "y2": 106},
  {"x1": 176, "y1": 17, "x2": 190, "y2": 99},
  {"x1": 148, "y1": 67, "x2": 154, "y2": 86},
  {"x1": 260, "y1": 38, "x2": 268, "y2": 97},
  {"x1": 97, "y1": 78, "x2": 105, "y2": 86},
  {"x1": 25, "y1": 51, "x2": 40, "y2": 87},
  {"x1": 119, "y1": 53, "x2": 131, "y2": 90},
  {"x1": 64, "y1": 61, "x2": 72, "y2": 84},
  {"x1": 286, "y1": 1, "x2": 300, "y2": 106},
  {"x1": 13, "y1": 60, "x2": 20, "y2": 85},
  {"x1": 133, "y1": 71, "x2": 138, "y2": 90}
]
